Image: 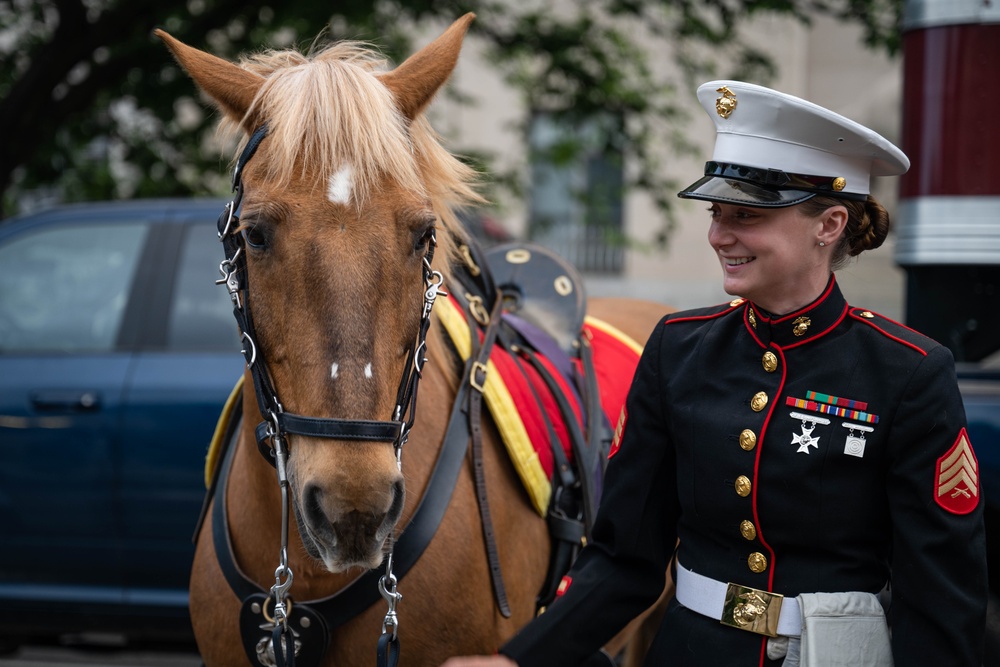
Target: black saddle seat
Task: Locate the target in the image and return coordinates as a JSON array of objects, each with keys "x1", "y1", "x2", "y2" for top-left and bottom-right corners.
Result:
[{"x1": 485, "y1": 242, "x2": 586, "y2": 355}]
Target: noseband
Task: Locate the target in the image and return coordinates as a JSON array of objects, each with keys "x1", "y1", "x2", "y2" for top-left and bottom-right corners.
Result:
[{"x1": 214, "y1": 123, "x2": 444, "y2": 667}]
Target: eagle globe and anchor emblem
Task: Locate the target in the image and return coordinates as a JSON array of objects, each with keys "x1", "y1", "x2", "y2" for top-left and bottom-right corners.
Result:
[
  {"x1": 721, "y1": 583, "x2": 784, "y2": 636},
  {"x1": 732, "y1": 590, "x2": 769, "y2": 626},
  {"x1": 715, "y1": 86, "x2": 738, "y2": 118}
]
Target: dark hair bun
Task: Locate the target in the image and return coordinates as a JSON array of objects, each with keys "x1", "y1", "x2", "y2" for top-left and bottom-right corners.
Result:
[{"x1": 846, "y1": 196, "x2": 890, "y2": 256}]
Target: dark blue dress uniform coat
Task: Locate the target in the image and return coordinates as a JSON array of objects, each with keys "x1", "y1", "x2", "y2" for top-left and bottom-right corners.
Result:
[{"x1": 500, "y1": 277, "x2": 987, "y2": 666}]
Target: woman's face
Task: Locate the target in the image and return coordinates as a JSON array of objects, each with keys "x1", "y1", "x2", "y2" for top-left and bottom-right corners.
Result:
[{"x1": 707, "y1": 201, "x2": 840, "y2": 315}]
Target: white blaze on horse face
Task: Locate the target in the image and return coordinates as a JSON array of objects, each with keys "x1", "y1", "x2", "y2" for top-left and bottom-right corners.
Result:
[
  {"x1": 327, "y1": 165, "x2": 354, "y2": 205},
  {"x1": 364, "y1": 363, "x2": 373, "y2": 379}
]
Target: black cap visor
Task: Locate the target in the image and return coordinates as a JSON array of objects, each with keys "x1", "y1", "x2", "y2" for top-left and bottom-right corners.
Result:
[
  {"x1": 678, "y1": 175, "x2": 815, "y2": 208},
  {"x1": 678, "y1": 161, "x2": 868, "y2": 208}
]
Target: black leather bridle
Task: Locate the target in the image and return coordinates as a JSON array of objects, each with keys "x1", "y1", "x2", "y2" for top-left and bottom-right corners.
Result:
[
  {"x1": 213, "y1": 123, "x2": 445, "y2": 667},
  {"x1": 216, "y1": 124, "x2": 442, "y2": 465}
]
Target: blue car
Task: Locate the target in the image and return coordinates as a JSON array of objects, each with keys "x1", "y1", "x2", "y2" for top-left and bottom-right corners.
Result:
[
  {"x1": 958, "y1": 367, "x2": 1000, "y2": 566},
  {"x1": 0, "y1": 199, "x2": 244, "y2": 648}
]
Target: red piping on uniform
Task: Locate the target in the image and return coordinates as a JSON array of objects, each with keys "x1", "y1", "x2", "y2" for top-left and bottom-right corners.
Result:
[
  {"x1": 783, "y1": 302, "x2": 849, "y2": 350},
  {"x1": 751, "y1": 346, "x2": 785, "y2": 588},
  {"x1": 849, "y1": 311, "x2": 929, "y2": 356},
  {"x1": 745, "y1": 307, "x2": 767, "y2": 348},
  {"x1": 663, "y1": 304, "x2": 740, "y2": 326},
  {"x1": 751, "y1": 344, "x2": 786, "y2": 667},
  {"x1": 772, "y1": 278, "x2": 836, "y2": 323}
]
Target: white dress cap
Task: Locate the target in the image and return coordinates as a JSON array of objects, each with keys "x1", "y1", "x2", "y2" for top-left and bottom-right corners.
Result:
[{"x1": 678, "y1": 80, "x2": 909, "y2": 208}]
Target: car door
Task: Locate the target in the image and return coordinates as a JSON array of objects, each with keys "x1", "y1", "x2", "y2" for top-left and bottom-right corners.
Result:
[
  {"x1": 117, "y1": 208, "x2": 244, "y2": 603},
  {"x1": 0, "y1": 211, "x2": 152, "y2": 598}
]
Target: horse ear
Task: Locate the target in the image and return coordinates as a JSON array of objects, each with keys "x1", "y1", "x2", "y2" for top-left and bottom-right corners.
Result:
[
  {"x1": 155, "y1": 29, "x2": 265, "y2": 128},
  {"x1": 380, "y1": 13, "x2": 475, "y2": 121}
]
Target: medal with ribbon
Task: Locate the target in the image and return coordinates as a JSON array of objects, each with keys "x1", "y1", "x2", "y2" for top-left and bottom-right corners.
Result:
[{"x1": 789, "y1": 411, "x2": 829, "y2": 454}]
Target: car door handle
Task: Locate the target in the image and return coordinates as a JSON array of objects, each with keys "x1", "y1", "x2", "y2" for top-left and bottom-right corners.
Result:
[{"x1": 30, "y1": 391, "x2": 102, "y2": 412}]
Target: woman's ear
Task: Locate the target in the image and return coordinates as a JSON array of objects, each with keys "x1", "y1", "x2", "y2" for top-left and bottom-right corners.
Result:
[{"x1": 817, "y1": 205, "x2": 849, "y2": 247}]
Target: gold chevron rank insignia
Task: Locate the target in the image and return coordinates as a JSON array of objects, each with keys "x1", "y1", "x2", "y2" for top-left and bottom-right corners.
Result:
[{"x1": 935, "y1": 428, "x2": 980, "y2": 515}]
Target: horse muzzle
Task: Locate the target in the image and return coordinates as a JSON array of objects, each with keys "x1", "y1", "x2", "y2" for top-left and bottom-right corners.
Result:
[{"x1": 293, "y1": 474, "x2": 405, "y2": 573}]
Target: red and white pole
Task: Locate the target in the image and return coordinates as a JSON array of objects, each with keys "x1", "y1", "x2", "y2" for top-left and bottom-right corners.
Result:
[{"x1": 896, "y1": 0, "x2": 1000, "y2": 361}]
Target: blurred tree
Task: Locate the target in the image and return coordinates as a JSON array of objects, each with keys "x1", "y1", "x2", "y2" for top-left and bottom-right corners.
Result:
[{"x1": 0, "y1": 0, "x2": 902, "y2": 227}]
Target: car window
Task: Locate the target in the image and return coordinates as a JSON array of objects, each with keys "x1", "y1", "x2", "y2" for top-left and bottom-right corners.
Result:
[
  {"x1": 0, "y1": 222, "x2": 149, "y2": 352},
  {"x1": 166, "y1": 223, "x2": 240, "y2": 352}
]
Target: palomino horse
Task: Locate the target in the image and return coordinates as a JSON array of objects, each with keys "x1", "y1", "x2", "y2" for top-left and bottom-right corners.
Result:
[{"x1": 159, "y1": 14, "x2": 671, "y2": 667}]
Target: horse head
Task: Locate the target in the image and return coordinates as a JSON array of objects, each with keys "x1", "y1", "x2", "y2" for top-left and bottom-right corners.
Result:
[{"x1": 158, "y1": 15, "x2": 479, "y2": 573}]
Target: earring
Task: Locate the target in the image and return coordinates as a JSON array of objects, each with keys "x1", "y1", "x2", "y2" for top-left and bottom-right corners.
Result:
[{"x1": 818, "y1": 241, "x2": 826, "y2": 247}]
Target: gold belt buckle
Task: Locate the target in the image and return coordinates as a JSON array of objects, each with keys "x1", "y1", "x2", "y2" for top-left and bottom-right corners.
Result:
[{"x1": 720, "y1": 582, "x2": 783, "y2": 637}]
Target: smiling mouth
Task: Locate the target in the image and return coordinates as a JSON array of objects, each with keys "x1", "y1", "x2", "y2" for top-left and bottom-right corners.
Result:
[{"x1": 725, "y1": 256, "x2": 756, "y2": 266}]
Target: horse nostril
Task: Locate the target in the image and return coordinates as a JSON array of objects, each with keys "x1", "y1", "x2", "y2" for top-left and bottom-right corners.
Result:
[
  {"x1": 388, "y1": 479, "x2": 405, "y2": 525},
  {"x1": 303, "y1": 483, "x2": 327, "y2": 526}
]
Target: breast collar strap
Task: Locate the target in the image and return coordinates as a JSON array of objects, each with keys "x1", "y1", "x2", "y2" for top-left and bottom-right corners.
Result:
[{"x1": 215, "y1": 124, "x2": 440, "y2": 465}]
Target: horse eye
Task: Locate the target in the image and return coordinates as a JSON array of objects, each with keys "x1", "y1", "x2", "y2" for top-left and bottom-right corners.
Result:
[
  {"x1": 243, "y1": 225, "x2": 268, "y2": 250},
  {"x1": 413, "y1": 223, "x2": 436, "y2": 253}
]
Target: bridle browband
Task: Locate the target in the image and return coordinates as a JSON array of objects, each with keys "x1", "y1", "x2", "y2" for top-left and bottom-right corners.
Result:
[{"x1": 214, "y1": 123, "x2": 445, "y2": 666}]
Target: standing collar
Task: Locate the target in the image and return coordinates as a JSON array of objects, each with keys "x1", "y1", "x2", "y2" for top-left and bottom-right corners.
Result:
[{"x1": 738, "y1": 276, "x2": 848, "y2": 349}]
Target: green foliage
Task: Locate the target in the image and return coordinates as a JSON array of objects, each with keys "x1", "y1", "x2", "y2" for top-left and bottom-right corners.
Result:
[{"x1": 0, "y1": 0, "x2": 903, "y2": 246}]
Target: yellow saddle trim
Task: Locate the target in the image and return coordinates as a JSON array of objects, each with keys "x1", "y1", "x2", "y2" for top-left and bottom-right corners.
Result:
[
  {"x1": 435, "y1": 298, "x2": 551, "y2": 516},
  {"x1": 584, "y1": 315, "x2": 644, "y2": 356},
  {"x1": 205, "y1": 375, "x2": 244, "y2": 489}
]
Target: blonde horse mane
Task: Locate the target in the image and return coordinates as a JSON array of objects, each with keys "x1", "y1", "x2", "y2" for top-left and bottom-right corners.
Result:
[{"x1": 219, "y1": 38, "x2": 484, "y2": 272}]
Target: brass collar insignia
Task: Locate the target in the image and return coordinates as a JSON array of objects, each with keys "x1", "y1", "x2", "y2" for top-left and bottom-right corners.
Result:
[{"x1": 741, "y1": 278, "x2": 846, "y2": 348}]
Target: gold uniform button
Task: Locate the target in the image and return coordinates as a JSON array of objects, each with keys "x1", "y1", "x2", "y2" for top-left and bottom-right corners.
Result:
[
  {"x1": 748, "y1": 552, "x2": 768, "y2": 573},
  {"x1": 762, "y1": 351, "x2": 778, "y2": 373},
  {"x1": 735, "y1": 475, "x2": 752, "y2": 497},
  {"x1": 860, "y1": 311, "x2": 874, "y2": 319},
  {"x1": 739, "y1": 429, "x2": 757, "y2": 451},
  {"x1": 730, "y1": 298, "x2": 746, "y2": 307},
  {"x1": 750, "y1": 391, "x2": 768, "y2": 412},
  {"x1": 740, "y1": 520, "x2": 757, "y2": 541}
]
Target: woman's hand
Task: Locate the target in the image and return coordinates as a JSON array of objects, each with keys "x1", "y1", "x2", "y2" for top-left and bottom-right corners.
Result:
[{"x1": 439, "y1": 656, "x2": 518, "y2": 667}]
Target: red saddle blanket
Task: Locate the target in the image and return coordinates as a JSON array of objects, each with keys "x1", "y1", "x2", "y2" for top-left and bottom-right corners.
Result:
[{"x1": 435, "y1": 294, "x2": 642, "y2": 515}]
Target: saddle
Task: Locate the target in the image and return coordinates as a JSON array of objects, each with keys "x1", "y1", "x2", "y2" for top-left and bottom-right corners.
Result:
[
  {"x1": 447, "y1": 235, "x2": 642, "y2": 612},
  {"x1": 486, "y1": 241, "x2": 586, "y2": 355}
]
